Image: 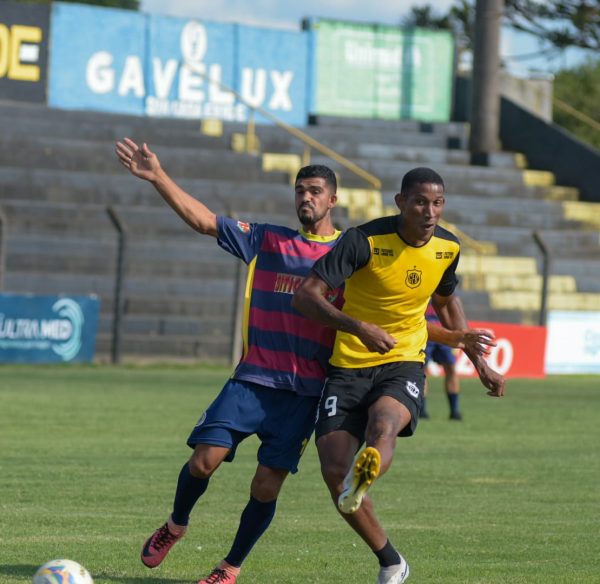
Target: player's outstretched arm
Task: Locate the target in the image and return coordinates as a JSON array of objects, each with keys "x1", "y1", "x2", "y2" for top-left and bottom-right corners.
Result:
[
  {"x1": 115, "y1": 137, "x2": 217, "y2": 237},
  {"x1": 431, "y1": 293, "x2": 506, "y2": 397},
  {"x1": 292, "y1": 273, "x2": 397, "y2": 355}
]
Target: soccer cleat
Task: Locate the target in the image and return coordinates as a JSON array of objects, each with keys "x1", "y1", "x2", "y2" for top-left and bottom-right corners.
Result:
[
  {"x1": 141, "y1": 520, "x2": 186, "y2": 568},
  {"x1": 377, "y1": 555, "x2": 410, "y2": 584},
  {"x1": 338, "y1": 446, "x2": 381, "y2": 514},
  {"x1": 449, "y1": 411, "x2": 463, "y2": 421},
  {"x1": 198, "y1": 567, "x2": 238, "y2": 584}
]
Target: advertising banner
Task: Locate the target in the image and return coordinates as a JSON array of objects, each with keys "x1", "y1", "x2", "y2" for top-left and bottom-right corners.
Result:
[
  {"x1": 48, "y1": 3, "x2": 309, "y2": 124},
  {"x1": 236, "y1": 25, "x2": 308, "y2": 125},
  {"x1": 309, "y1": 19, "x2": 454, "y2": 122},
  {"x1": 545, "y1": 311, "x2": 600, "y2": 374},
  {"x1": 48, "y1": 3, "x2": 146, "y2": 115},
  {"x1": 0, "y1": 294, "x2": 100, "y2": 364},
  {"x1": 427, "y1": 321, "x2": 547, "y2": 379},
  {"x1": 0, "y1": 0, "x2": 49, "y2": 102}
]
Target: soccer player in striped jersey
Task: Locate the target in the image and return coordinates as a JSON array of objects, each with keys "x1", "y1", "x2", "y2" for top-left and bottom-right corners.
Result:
[
  {"x1": 116, "y1": 138, "x2": 343, "y2": 584},
  {"x1": 293, "y1": 167, "x2": 506, "y2": 584}
]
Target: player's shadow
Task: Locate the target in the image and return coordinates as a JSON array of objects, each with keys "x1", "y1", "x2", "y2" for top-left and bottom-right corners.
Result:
[{"x1": 0, "y1": 565, "x2": 189, "y2": 583}]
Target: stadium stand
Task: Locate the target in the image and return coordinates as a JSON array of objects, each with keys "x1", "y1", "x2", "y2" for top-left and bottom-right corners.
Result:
[{"x1": 1, "y1": 100, "x2": 600, "y2": 362}]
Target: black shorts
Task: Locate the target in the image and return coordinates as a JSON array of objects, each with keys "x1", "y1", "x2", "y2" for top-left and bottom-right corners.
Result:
[{"x1": 315, "y1": 361, "x2": 425, "y2": 442}]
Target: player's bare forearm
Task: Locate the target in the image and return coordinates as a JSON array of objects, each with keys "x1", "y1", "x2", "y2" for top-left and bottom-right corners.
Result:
[
  {"x1": 292, "y1": 275, "x2": 361, "y2": 335},
  {"x1": 293, "y1": 274, "x2": 396, "y2": 354},
  {"x1": 115, "y1": 138, "x2": 217, "y2": 236},
  {"x1": 150, "y1": 170, "x2": 218, "y2": 237}
]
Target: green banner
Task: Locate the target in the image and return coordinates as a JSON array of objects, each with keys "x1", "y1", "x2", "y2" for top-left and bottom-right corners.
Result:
[{"x1": 311, "y1": 19, "x2": 454, "y2": 122}]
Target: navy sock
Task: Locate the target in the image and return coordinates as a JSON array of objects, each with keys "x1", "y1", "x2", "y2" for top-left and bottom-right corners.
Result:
[
  {"x1": 447, "y1": 393, "x2": 460, "y2": 415},
  {"x1": 171, "y1": 462, "x2": 209, "y2": 526},
  {"x1": 375, "y1": 539, "x2": 401, "y2": 567},
  {"x1": 224, "y1": 496, "x2": 277, "y2": 567}
]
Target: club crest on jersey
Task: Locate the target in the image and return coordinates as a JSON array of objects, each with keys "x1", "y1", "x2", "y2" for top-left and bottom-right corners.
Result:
[
  {"x1": 405, "y1": 267, "x2": 422, "y2": 288},
  {"x1": 236, "y1": 221, "x2": 250, "y2": 234}
]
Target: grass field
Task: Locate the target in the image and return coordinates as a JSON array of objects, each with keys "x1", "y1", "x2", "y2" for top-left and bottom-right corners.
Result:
[{"x1": 1, "y1": 365, "x2": 599, "y2": 584}]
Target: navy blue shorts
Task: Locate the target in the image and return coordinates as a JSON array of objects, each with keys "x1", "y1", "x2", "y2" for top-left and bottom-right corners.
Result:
[
  {"x1": 187, "y1": 378, "x2": 319, "y2": 474},
  {"x1": 425, "y1": 342, "x2": 456, "y2": 366}
]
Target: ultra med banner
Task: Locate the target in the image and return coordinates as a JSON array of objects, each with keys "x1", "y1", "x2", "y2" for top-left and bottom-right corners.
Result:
[
  {"x1": 545, "y1": 311, "x2": 600, "y2": 374},
  {"x1": 0, "y1": 294, "x2": 100, "y2": 364},
  {"x1": 48, "y1": 3, "x2": 309, "y2": 125},
  {"x1": 427, "y1": 321, "x2": 547, "y2": 379},
  {"x1": 309, "y1": 19, "x2": 454, "y2": 122}
]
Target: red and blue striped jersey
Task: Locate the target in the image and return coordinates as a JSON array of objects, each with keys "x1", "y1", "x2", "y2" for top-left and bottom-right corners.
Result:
[{"x1": 217, "y1": 216, "x2": 343, "y2": 397}]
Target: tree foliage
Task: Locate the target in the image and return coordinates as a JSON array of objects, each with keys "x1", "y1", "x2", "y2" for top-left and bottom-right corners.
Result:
[
  {"x1": 403, "y1": 0, "x2": 600, "y2": 51},
  {"x1": 553, "y1": 59, "x2": 600, "y2": 150},
  {"x1": 402, "y1": 1, "x2": 475, "y2": 51},
  {"x1": 505, "y1": 0, "x2": 600, "y2": 50}
]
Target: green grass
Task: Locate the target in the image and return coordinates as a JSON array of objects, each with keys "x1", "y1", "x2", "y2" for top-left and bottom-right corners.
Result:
[{"x1": 1, "y1": 366, "x2": 599, "y2": 583}]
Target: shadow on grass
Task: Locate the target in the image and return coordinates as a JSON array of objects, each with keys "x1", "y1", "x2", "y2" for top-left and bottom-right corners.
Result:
[{"x1": 0, "y1": 565, "x2": 189, "y2": 584}]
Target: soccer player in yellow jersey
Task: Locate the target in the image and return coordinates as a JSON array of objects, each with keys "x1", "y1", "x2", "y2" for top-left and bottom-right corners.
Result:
[{"x1": 292, "y1": 167, "x2": 506, "y2": 584}]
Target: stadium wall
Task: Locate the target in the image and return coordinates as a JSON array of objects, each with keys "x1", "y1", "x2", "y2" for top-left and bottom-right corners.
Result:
[
  {"x1": 1, "y1": 1, "x2": 455, "y2": 124},
  {"x1": 500, "y1": 97, "x2": 600, "y2": 203}
]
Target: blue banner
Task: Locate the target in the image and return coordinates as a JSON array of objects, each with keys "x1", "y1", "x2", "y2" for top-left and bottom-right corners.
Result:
[
  {"x1": 48, "y1": 3, "x2": 146, "y2": 115},
  {"x1": 47, "y1": 3, "x2": 309, "y2": 125},
  {"x1": 236, "y1": 24, "x2": 308, "y2": 125},
  {"x1": 0, "y1": 294, "x2": 100, "y2": 363},
  {"x1": 145, "y1": 15, "x2": 240, "y2": 120}
]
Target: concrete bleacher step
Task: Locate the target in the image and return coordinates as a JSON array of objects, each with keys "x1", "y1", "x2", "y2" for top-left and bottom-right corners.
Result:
[
  {"x1": 96, "y1": 312, "x2": 233, "y2": 338},
  {"x1": 5, "y1": 270, "x2": 236, "y2": 298},
  {"x1": 460, "y1": 273, "x2": 577, "y2": 294},
  {"x1": 6, "y1": 235, "x2": 240, "y2": 279},
  {"x1": 309, "y1": 114, "x2": 469, "y2": 144},
  {"x1": 94, "y1": 333, "x2": 231, "y2": 361},
  {"x1": 0, "y1": 134, "x2": 273, "y2": 181},
  {"x1": 0, "y1": 168, "x2": 294, "y2": 214},
  {"x1": 491, "y1": 290, "x2": 600, "y2": 312},
  {"x1": 458, "y1": 255, "x2": 538, "y2": 277},
  {"x1": 454, "y1": 225, "x2": 600, "y2": 258},
  {"x1": 0, "y1": 199, "x2": 298, "y2": 236},
  {"x1": 553, "y1": 259, "x2": 600, "y2": 293},
  {"x1": 440, "y1": 196, "x2": 580, "y2": 230}
]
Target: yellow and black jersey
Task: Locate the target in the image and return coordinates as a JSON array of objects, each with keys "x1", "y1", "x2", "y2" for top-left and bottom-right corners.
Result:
[{"x1": 312, "y1": 215, "x2": 460, "y2": 368}]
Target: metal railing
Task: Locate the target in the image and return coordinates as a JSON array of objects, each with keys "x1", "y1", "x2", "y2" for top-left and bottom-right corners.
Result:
[
  {"x1": 106, "y1": 206, "x2": 128, "y2": 364},
  {"x1": 0, "y1": 208, "x2": 6, "y2": 291},
  {"x1": 532, "y1": 230, "x2": 550, "y2": 326},
  {"x1": 554, "y1": 97, "x2": 600, "y2": 134},
  {"x1": 185, "y1": 60, "x2": 381, "y2": 190}
]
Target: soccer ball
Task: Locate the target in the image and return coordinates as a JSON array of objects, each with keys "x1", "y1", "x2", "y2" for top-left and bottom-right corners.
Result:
[{"x1": 33, "y1": 559, "x2": 94, "y2": 584}]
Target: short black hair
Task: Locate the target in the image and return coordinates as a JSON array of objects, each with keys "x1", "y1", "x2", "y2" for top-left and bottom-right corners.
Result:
[
  {"x1": 295, "y1": 165, "x2": 337, "y2": 192},
  {"x1": 400, "y1": 167, "x2": 444, "y2": 194}
]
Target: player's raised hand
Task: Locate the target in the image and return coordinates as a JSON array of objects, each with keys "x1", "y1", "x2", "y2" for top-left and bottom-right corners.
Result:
[{"x1": 115, "y1": 138, "x2": 161, "y2": 181}]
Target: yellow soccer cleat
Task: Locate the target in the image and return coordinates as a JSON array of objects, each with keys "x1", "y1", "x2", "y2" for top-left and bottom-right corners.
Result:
[{"x1": 338, "y1": 446, "x2": 381, "y2": 514}]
